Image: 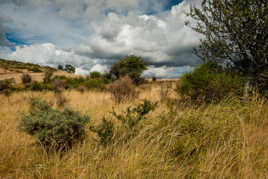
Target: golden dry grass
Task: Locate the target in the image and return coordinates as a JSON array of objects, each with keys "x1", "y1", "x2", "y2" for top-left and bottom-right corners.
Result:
[
  {"x1": 0, "y1": 83, "x2": 267, "y2": 178},
  {"x1": 0, "y1": 71, "x2": 79, "y2": 84}
]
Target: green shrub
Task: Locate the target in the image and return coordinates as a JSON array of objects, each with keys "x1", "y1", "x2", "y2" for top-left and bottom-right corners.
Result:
[
  {"x1": 177, "y1": 62, "x2": 245, "y2": 104},
  {"x1": 90, "y1": 71, "x2": 102, "y2": 79},
  {"x1": 18, "y1": 99, "x2": 90, "y2": 150},
  {"x1": 31, "y1": 82, "x2": 43, "y2": 91},
  {"x1": 112, "y1": 100, "x2": 157, "y2": 129},
  {"x1": 0, "y1": 78, "x2": 14, "y2": 91},
  {"x1": 30, "y1": 66, "x2": 42, "y2": 72},
  {"x1": 89, "y1": 118, "x2": 114, "y2": 146},
  {"x1": 85, "y1": 79, "x2": 105, "y2": 90}
]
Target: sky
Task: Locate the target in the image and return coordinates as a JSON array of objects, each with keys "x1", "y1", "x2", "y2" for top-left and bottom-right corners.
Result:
[{"x1": 0, "y1": 0, "x2": 202, "y2": 78}]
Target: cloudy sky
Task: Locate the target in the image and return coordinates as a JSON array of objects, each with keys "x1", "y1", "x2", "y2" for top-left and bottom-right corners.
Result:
[{"x1": 0, "y1": 0, "x2": 202, "y2": 78}]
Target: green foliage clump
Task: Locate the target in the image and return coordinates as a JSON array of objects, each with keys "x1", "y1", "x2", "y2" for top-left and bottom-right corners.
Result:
[
  {"x1": 177, "y1": 62, "x2": 245, "y2": 104},
  {"x1": 112, "y1": 100, "x2": 157, "y2": 129},
  {"x1": 18, "y1": 99, "x2": 90, "y2": 150},
  {"x1": 89, "y1": 118, "x2": 114, "y2": 146},
  {"x1": 90, "y1": 100, "x2": 157, "y2": 146},
  {"x1": 30, "y1": 82, "x2": 46, "y2": 91},
  {"x1": 85, "y1": 78, "x2": 106, "y2": 90},
  {"x1": 30, "y1": 66, "x2": 42, "y2": 72},
  {"x1": 0, "y1": 78, "x2": 14, "y2": 91},
  {"x1": 90, "y1": 71, "x2": 102, "y2": 79},
  {"x1": 57, "y1": 64, "x2": 63, "y2": 70},
  {"x1": 110, "y1": 55, "x2": 147, "y2": 84},
  {"x1": 64, "y1": 64, "x2": 76, "y2": 74}
]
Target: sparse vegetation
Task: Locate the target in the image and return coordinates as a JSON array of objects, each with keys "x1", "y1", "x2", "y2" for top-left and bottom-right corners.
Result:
[{"x1": 0, "y1": 85, "x2": 267, "y2": 178}]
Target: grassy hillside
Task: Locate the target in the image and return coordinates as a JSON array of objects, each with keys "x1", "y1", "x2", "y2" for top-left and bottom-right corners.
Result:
[
  {"x1": 0, "y1": 58, "x2": 77, "y2": 83},
  {"x1": 0, "y1": 58, "x2": 56, "y2": 73},
  {"x1": 0, "y1": 82, "x2": 267, "y2": 178}
]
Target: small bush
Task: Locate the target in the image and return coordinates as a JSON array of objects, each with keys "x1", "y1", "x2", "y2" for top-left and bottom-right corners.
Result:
[
  {"x1": 176, "y1": 62, "x2": 245, "y2": 104},
  {"x1": 76, "y1": 86, "x2": 86, "y2": 93},
  {"x1": 55, "y1": 93, "x2": 68, "y2": 107},
  {"x1": 152, "y1": 76, "x2": 157, "y2": 82},
  {"x1": 112, "y1": 100, "x2": 157, "y2": 129},
  {"x1": 43, "y1": 71, "x2": 53, "y2": 83},
  {"x1": 109, "y1": 76, "x2": 139, "y2": 103},
  {"x1": 21, "y1": 73, "x2": 32, "y2": 84},
  {"x1": 30, "y1": 67, "x2": 42, "y2": 72},
  {"x1": 52, "y1": 79, "x2": 66, "y2": 93},
  {"x1": 18, "y1": 99, "x2": 90, "y2": 150},
  {"x1": 85, "y1": 79, "x2": 105, "y2": 90},
  {"x1": 0, "y1": 78, "x2": 14, "y2": 91},
  {"x1": 31, "y1": 82, "x2": 43, "y2": 91},
  {"x1": 89, "y1": 117, "x2": 114, "y2": 146}
]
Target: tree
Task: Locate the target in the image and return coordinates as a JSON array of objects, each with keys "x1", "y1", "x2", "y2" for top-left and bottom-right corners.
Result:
[
  {"x1": 64, "y1": 64, "x2": 75, "y2": 74},
  {"x1": 90, "y1": 71, "x2": 102, "y2": 79},
  {"x1": 58, "y1": 64, "x2": 63, "y2": 70},
  {"x1": 110, "y1": 55, "x2": 147, "y2": 84},
  {"x1": 187, "y1": 0, "x2": 268, "y2": 94}
]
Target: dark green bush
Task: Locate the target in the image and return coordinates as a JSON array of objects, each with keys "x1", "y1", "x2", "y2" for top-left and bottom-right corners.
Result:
[
  {"x1": 18, "y1": 99, "x2": 90, "y2": 150},
  {"x1": 0, "y1": 78, "x2": 14, "y2": 91},
  {"x1": 90, "y1": 71, "x2": 102, "y2": 79},
  {"x1": 89, "y1": 118, "x2": 114, "y2": 146},
  {"x1": 177, "y1": 62, "x2": 245, "y2": 104},
  {"x1": 31, "y1": 82, "x2": 44, "y2": 91},
  {"x1": 58, "y1": 64, "x2": 63, "y2": 70}
]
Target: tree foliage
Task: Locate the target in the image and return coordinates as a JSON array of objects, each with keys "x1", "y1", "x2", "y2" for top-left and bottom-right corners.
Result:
[
  {"x1": 64, "y1": 64, "x2": 76, "y2": 74},
  {"x1": 187, "y1": 0, "x2": 268, "y2": 80},
  {"x1": 110, "y1": 55, "x2": 147, "y2": 84}
]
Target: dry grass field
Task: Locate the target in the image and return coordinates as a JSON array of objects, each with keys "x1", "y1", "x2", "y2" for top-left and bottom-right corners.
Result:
[{"x1": 0, "y1": 81, "x2": 267, "y2": 179}]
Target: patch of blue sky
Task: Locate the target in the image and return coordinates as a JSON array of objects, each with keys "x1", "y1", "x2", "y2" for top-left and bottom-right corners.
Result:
[
  {"x1": 142, "y1": 0, "x2": 184, "y2": 15},
  {"x1": 5, "y1": 32, "x2": 31, "y2": 51},
  {"x1": 163, "y1": 0, "x2": 184, "y2": 11}
]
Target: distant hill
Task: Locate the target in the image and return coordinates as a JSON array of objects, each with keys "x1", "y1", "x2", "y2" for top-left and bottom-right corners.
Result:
[
  {"x1": 0, "y1": 58, "x2": 77, "y2": 83},
  {"x1": 0, "y1": 58, "x2": 56, "y2": 74}
]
